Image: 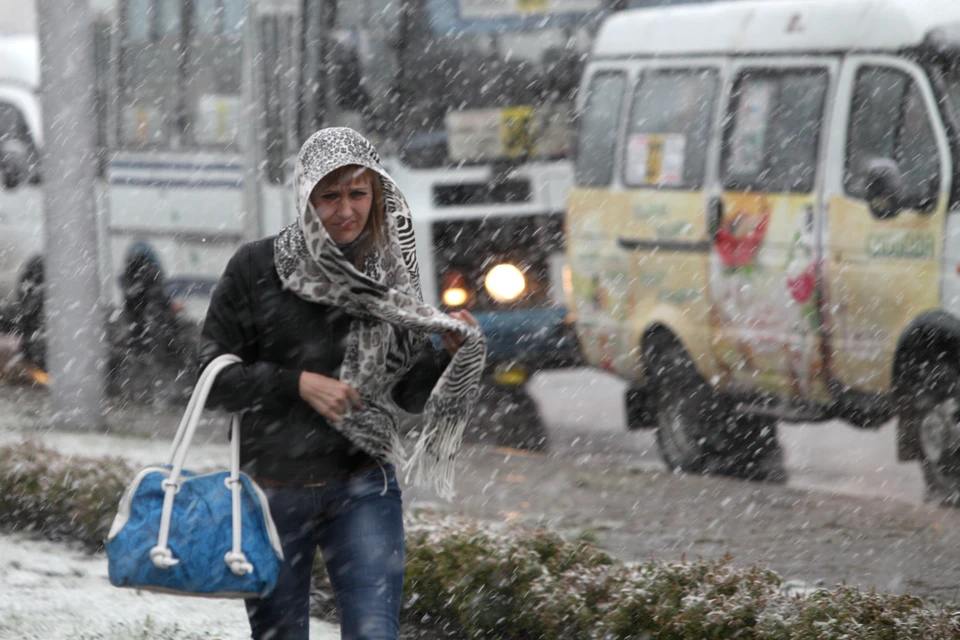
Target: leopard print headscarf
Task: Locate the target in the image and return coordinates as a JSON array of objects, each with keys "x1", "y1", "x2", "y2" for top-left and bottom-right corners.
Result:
[{"x1": 274, "y1": 128, "x2": 486, "y2": 497}]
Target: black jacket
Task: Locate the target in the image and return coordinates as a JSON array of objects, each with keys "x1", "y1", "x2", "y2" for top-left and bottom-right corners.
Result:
[{"x1": 198, "y1": 237, "x2": 450, "y2": 483}]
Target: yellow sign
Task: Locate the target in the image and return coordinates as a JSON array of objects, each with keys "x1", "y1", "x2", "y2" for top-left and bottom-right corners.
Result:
[
  {"x1": 499, "y1": 106, "x2": 537, "y2": 158},
  {"x1": 216, "y1": 99, "x2": 230, "y2": 143},
  {"x1": 646, "y1": 135, "x2": 663, "y2": 184},
  {"x1": 516, "y1": 0, "x2": 550, "y2": 13},
  {"x1": 493, "y1": 363, "x2": 530, "y2": 387},
  {"x1": 135, "y1": 108, "x2": 150, "y2": 144}
]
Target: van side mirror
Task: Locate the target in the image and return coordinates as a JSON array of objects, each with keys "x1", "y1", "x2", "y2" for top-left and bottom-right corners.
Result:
[
  {"x1": 0, "y1": 139, "x2": 29, "y2": 190},
  {"x1": 865, "y1": 158, "x2": 904, "y2": 220}
]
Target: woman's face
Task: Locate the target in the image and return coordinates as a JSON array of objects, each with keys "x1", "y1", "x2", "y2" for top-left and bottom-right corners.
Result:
[{"x1": 310, "y1": 173, "x2": 373, "y2": 245}]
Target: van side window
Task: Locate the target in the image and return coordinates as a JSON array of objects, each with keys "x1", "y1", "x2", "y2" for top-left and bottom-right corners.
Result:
[
  {"x1": 575, "y1": 72, "x2": 626, "y2": 187},
  {"x1": 722, "y1": 70, "x2": 828, "y2": 193},
  {"x1": 623, "y1": 69, "x2": 718, "y2": 188},
  {"x1": 845, "y1": 67, "x2": 940, "y2": 210},
  {"x1": 0, "y1": 102, "x2": 41, "y2": 184}
]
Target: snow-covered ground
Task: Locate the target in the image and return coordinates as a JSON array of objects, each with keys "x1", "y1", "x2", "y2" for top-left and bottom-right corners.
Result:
[
  {"x1": 0, "y1": 532, "x2": 339, "y2": 640},
  {"x1": 0, "y1": 428, "x2": 232, "y2": 471},
  {"x1": 0, "y1": 428, "x2": 339, "y2": 640}
]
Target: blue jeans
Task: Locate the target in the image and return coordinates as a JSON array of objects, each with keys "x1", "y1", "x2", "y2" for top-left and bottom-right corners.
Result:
[{"x1": 245, "y1": 464, "x2": 404, "y2": 640}]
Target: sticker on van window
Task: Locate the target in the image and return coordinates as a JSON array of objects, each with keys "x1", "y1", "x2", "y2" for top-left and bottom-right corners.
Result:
[
  {"x1": 626, "y1": 134, "x2": 686, "y2": 186},
  {"x1": 728, "y1": 81, "x2": 774, "y2": 176},
  {"x1": 625, "y1": 135, "x2": 651, "y2": 185},
  {"x1": 659, "y1": 134, "x2": 686, "y2": 185}
]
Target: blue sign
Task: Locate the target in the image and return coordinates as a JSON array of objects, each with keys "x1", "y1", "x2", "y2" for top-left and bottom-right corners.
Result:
[
  {"x1": 427, "y1": 0, "x2": 606, "y2": 35},
  {"x1": 627, "y1": 0, "x2": 721, "y2": 7}
]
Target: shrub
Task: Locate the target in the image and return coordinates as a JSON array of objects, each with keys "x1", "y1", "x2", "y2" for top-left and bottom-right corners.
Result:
[
  {"x1": 399, "y1": 517, "x2": 960, "y2": 640},
  {"x1": 76, "y1": 616, "x2": 215, "y2": 640},
  {"x1": 0, "y1": 441, "x2": 130, "y2": 548},
  {"x1": 403, "y1": 517, "x2": 615, "y2": 638},
  {"x1": 601, "y1": 559, "x2": 784, "y2": 639},
  {"x1": 2, "y1": 442, "x2": 959, "y2": 640}
]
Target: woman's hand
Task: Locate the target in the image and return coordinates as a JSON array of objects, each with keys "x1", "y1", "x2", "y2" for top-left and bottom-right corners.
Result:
[
  {"x1": 299, "y1": 371, "x2": 362, "y2": 423},
  {"x1": 441, "y1": 310, "x2": 479, "y2": 357}
]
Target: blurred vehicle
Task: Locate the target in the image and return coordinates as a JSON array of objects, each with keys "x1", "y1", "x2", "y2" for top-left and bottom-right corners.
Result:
[
  {"x1": 358, "y1": 0, "x2": 602, "y2": 449},
  {"x1": 165, "y1": 277, "x2": 219, "y2": 325},
  {"x1": 3, "y1": 0, "x2": 593, "y2": 429},
  {"x1": 0, "y1": 33, "x2": 42, "y2": 311},
  {"x1": 0, "y1": 0, "x2": 303, "y2": 399},
  {"x1": 384, "y1": 139, "x2": 579, "y2": 450},
  {"x1": 566, "y1": 0, "x2": 960, "y2": 504}
]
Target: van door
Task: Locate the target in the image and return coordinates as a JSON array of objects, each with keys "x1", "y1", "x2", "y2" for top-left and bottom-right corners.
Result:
[
  {"x1": 614, "y1": 62, "x2": 725, "y2": 378},
  {"x1": 821, "y1": 58, "x2": 950, "y2": 394},
  {"x1": 709, "y1": 59, "x2": 837, "y2": 401},
  {"x1": 566, "y1": 66, "x2": 631, "y2": 372}
]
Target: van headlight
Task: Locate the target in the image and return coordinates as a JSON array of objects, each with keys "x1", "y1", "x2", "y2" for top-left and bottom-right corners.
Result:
[{"x1": 484, "y1": 263, "x2": 526, "y2": 302}]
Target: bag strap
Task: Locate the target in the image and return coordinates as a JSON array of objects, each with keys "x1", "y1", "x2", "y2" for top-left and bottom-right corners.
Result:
[
  {"x1": 165, "y1": 354, "x2": 241, "y2": 467},
  {"x1": 223, "y1": 414, "x2": 254, "y2": 575},
  {"x1": 151, "y1": 354, "x2": 255, "y2": 576}
]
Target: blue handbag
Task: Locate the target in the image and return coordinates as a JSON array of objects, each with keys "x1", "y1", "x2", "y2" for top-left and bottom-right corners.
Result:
[{"x1": 106, "y1": 354, "x2": 283, "y2": 598}]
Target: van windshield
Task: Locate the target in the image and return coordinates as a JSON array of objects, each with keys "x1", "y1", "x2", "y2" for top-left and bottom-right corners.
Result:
[
  {"x1": 0, "y1": 101, "x2": 40, "y2": 182},
  {"x1": 0, "y1": 103, "x2": 26, "y2": 144}
]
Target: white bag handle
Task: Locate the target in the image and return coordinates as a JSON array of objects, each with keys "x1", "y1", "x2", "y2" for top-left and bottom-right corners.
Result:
[{"x1": 150, "y1": 354, "x2": 254, "y2": 576}]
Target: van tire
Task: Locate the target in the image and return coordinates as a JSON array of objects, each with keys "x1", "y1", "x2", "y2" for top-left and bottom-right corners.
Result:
[
  {"x1": 901, "y1": 360, "x2": 960, "y2": 506},
  {"x1": 646, "y1": 333, "x2": 785, "y2": 482}
]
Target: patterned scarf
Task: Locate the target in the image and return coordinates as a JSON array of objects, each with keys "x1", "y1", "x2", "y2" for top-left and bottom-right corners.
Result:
[{"x1": 274, "y1": 128, "x2": 486, "y2": 497}]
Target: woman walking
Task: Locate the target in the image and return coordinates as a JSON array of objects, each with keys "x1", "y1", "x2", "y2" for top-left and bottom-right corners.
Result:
[{"x1": 198, "y1": 127, "x2": 485, "y2": 640}]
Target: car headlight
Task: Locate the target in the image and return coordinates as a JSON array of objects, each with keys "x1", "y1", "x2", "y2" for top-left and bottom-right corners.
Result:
[
  {"x1": 443, "y1": 286, "x2": 468, "y2": 307},
  {"x1": 441, "y1": 269, "x2": 469, "y2": 307},
  {"x1": 484, "y1": 263, "x2": 526, "y2": 302}
]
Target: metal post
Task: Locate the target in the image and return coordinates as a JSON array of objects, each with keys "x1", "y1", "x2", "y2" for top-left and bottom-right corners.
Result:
[
  {"x1": 299, "y1": 0, "x2": 323, "y2": 136},
  {"x1": 241, "y1": 0, "x2": 263, "y2": 243},
  {"x1": 394, "y1": 0, "x2": 410, "y2": 136},
  {"x1": 36, "y1": 0, "x2": 106, "y2": 429},
  {"x1": 320, "y1": 0, "x2": 338, "y2": 129},
  {"x1": 394, "y1": 0, "x2": 427, "y2": 140}
]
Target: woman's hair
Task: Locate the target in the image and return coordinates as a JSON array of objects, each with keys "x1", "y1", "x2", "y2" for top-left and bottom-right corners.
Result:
[{"x1": 312, "y1": 164, "x2": 386, "y2": 268}]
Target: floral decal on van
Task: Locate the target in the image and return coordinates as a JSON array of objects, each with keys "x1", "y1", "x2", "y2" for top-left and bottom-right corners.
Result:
[
  {"x1": 715, "y1": 194, "x2": 771, "y2": 272},
  {"x1": 783, "y1": 209, "x2": 822, "y2": 332}
]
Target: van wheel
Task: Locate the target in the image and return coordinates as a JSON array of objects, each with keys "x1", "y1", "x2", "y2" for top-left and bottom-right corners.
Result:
[
  {"x1": 647, "y1": 334, "x2": 785, "y2": 482},
  {"x1": 906, "y1": 362, "x2": 960, "y2": 506}
]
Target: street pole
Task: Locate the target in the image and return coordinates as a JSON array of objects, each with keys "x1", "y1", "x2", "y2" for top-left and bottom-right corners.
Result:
[
  {"x1": 320, "y1": 0, "x2": 338, "y2": 129},
  {"x1": 242, "y1": 0, "x2": 264, "y2": 244},
  {"x1": 36, "y1": 0, "x2": 106, "y2": 429},
  {"x1": 394, "y1": 0, "x2": 426, "y2": 139},
  {"x1": 299, "y1": 0, "x2": 323, "y2": 136}
]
